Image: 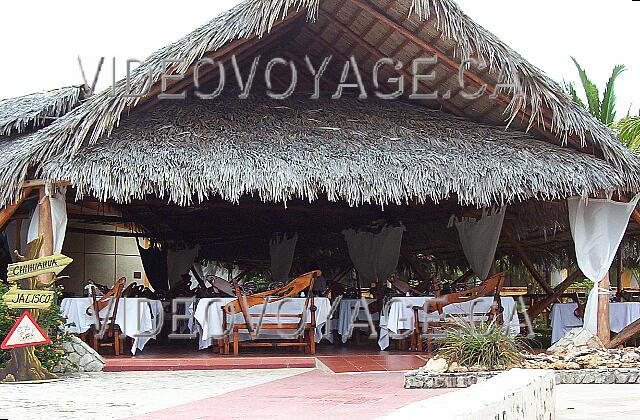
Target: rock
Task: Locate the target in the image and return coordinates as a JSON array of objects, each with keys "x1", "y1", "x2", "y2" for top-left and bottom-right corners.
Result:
[
  {"x1": 67, "y1": 352, "x2": 81, "y2": 364},
  {"x1": 424, "y1": 357, "x2": 448, "y2": 373},
  {"x1": 548, "y1": 328, "x2": 604, "y2": 353},
  {"x1": 84, "y1": 361, "x2": 104, "y2": 372},
  {"x1": 622, "y1": 352, "x2": 640, "y2": 362},
  {"x1": 56, "y1": 336, "x2": 105, "y2": 374}
]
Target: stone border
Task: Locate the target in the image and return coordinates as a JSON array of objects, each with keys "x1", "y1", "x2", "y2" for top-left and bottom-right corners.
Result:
[
  {"x1": 555, "y1": 368, "x2": 640, "y2": 384},
  {"x1": 405, "y1": 371, "x2": 499, "y2": 389},
  {"x1": 53, "y1": 336, "x2": 106, "y2": 374},
  {"x1": 383, "y1": 369, "x2": 555, "y2": 420}
]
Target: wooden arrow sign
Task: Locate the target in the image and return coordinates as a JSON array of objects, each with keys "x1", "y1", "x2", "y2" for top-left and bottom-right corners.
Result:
[
  {"x1": 7, "y1": 253, "x2": 73, "y2": 282},
  {"x1": 2, "y1": 288, "x2": 55, "y2": 309}
]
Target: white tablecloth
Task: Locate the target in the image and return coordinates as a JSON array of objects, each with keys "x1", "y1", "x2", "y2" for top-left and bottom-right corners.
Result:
[
  {"x1": 378, "y1": 296, "x2": 520, "y2": 350},
  {"x1": 550, "y1": 302, "x2": 640, "y2": 343},
  {"x1": 335, "y1": 298, "x2": 379, "y2": 343},
  {"x1": 60, "y1": 297, "x2": 163, "y2": 354},
  {"x1": 191, "y1": 297, "x2": 331, "y2": 350}
]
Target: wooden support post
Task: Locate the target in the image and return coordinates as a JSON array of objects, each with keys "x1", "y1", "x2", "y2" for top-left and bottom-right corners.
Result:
[
  {"x1": 503, "y1": 227, "x2": 554, "y2": 295},
  {"x1": 597, "y1": 273, "x2": 611, "y2": 345},
  {"x1": 38, "y1": 186, "x2": 54, "y2": 285},
  {"x1": 527, "y1": 270, "x2": 582, "y2": 320},
  {"x1": 616, "y1": 248, "x2": 623, "y2": 300}
]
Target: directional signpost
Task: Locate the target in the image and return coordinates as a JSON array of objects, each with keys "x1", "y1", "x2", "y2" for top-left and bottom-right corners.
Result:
[
  {"x1": 7, "y1": 253, "x2": 73, "y2": 285},
  {"x1": 1, "y1": 237, "x2": 73, "y2": 382},
  {"x1": 2, "y1": 288, "x2": 55, "y2": 309}
]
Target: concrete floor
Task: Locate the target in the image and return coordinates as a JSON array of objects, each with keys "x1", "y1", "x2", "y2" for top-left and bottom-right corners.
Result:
[{"x1": 556, "y1": 384, "x2": 640, "y2": 419}]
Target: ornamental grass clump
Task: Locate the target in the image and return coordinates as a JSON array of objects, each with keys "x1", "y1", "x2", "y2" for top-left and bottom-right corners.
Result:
[{"x1": 437, "y1": 317, "x2": 526, "y2": 371}]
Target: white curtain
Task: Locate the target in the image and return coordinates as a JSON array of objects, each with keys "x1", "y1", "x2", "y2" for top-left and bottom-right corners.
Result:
[
  {"x1": 167, "y1": 244, "x2": 200, "y2": 288},
  {"x1": 450, "y1": 207, "x2": 506, "y2": 280},
  {"x1": 269, "y1": 233, "x2": 298, "y2": 282},
  {"x1": 343, "y1": 225, "x2": 405, "y2": 284},
  {"x1": 27, "y1": 185, "x2": 67, "y2": 253},
  {"x1": 568, "y1": 195, "x2": 640, "y2": 333}
]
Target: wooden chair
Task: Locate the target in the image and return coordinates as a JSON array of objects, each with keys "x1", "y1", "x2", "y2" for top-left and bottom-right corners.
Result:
[
  {"x1": 87, "y1": 277, "x2": 127, "y2": 355},
  {"x1": 222, "y1": 270, "x2": 320, "y2": 355},
  {"x1": 412, "y1": 272, "x2": 505, "y2": 353}
]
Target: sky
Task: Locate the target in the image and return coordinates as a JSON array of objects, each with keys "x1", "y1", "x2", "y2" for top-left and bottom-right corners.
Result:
[{"x1": 1, "y1": 0, "x2": 638, "y2": 117}]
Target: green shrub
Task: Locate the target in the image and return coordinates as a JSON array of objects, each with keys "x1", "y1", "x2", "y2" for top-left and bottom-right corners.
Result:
[
  {"x1": 437, "y1": 318, "x2": 526, "y2": 370},
  {"x1": 0, "y1": 283, "x2": 73, "y2": 372}
]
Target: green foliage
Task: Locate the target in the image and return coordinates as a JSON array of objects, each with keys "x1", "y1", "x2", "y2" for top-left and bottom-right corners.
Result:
[
  {"x1": 437, "y1": 318, "x2": 526, "y2": 370},
  {"x1": 0, "y1": 283, "x2": 72, "y2": 372},
  {"x1": 601, "y1": 65, "x2": 627, "y2": 125},
  {"x1": 571, "y1": 57, "x2": 604, "y2": 121},
  {"x1": 616, "y1": 116, "x2": 640, "y2": 152}
]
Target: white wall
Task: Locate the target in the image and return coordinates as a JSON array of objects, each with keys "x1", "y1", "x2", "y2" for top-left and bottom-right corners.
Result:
[{"x1": 61, "y1": 223, "x2": 145, "y2": 295}]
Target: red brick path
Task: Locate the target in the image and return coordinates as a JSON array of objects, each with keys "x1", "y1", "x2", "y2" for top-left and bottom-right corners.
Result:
[{"x1": 128, "y1": 370, "x2": 450, "y2": 420}]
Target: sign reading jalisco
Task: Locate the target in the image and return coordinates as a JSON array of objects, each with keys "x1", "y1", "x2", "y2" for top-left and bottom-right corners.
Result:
[
  {"x1": 7, "y1": 253, "x2": 73, "y2": 282},
  {"x1": 2, "y1": 288, "x2": 55, "y2": 309}
]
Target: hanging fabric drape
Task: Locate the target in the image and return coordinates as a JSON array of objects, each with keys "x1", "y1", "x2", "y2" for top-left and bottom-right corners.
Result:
[
  {"x1": 167, "y1": 244, "x2": 200, "y2": 288},
  {"x1": 450, "y1": 207, "x2": 506, "y2": 280},
  {"x1": 27, "y1": 185, "x2": 68, "y2": 253},
  {"x1": 269, "y1": 233, "x2": 298, "y2": 282},
  {"x1": 343, "y1": 225, "x2": 405, "y2": 284},
  {"x1": 568, "y1": 195, "x2": 640, "y2": 334},
  {"x1": 137, "y1": 239, "x2": 168, "y2": 292}
]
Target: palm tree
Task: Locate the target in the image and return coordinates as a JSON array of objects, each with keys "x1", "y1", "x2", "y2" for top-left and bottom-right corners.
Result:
[
  {"x1": 566, "y1": 57, "x2": 626, "y2": 125},
  {"x1": 566, "y1": 58, "x2": 640, "y2": 152},
  {"x1": 616, "y1": 116, "x2": 640, "y2": 153}
]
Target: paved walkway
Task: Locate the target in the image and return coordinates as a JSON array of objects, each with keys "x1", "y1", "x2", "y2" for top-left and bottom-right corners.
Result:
[
  {"x1": 0, "y1": 369, "x2": 448, "y2": 420},
  {"x1": 0, "y1": 369, "x2": 308, "y2": 420},
  {"x1": 556, "y1": 384, "x2": 640, "y2": 419}
]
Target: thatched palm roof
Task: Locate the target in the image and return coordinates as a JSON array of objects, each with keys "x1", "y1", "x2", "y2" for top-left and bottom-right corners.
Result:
[
  {"x1": 0, "y1": 86, "x2": 84, "y2": 136},
  {"x1": 8, "y1": 96, "x2": 636, "y2": 208},
  {"x1": 1, "y1": 0, "x2": 639, "y2": 208}
]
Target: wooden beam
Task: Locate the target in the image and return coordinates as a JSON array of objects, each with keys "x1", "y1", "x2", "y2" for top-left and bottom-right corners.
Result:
[
  {"x1": 503, "y1": 226, "x2": 554, "y2": 295},
  {"x1": 38, "y1": 186, "x2": 54, "y2": 284},
  {"x1": 0, "y1": 187, "x2": 33, "y2": 231},
  {"x1": 318, "y1": 9, "x2": 466, "y2": 117},
  {"x1": 527, "y1": 269, "x2": 582, "y2": 320},
  {"x1": 607, "y1": 317, "x2": 640, "y2": 348},
  {"x1": 347, "y1": 0, "x2": 589, "y2": 153}
]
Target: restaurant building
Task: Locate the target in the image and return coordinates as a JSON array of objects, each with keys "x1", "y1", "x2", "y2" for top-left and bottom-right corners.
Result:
[{"x1": 1, "y1": 0, "x2": 640, "y2": 360}]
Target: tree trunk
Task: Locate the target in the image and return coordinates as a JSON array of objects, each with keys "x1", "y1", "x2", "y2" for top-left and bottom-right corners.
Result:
[{"x1": 1, "y1": 347, "x2": 57, "y2": 382}]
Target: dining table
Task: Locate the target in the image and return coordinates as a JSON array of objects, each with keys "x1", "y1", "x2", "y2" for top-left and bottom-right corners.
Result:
[
  {"x1": 333, "y1": 298, "x2": 379, "y2": 343},
  {"x1": 550, "y1": 302, "x2": 640, "y2": 343},
  {"x1": 188, "y1": 297, "x2": 332, "y2": 350},
  {"x1": 60, "y1": 297, "x2": 163, "y2": 354},
  {"x1": 378, "y1": 296, "x2": 521, "y2": 350}
]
